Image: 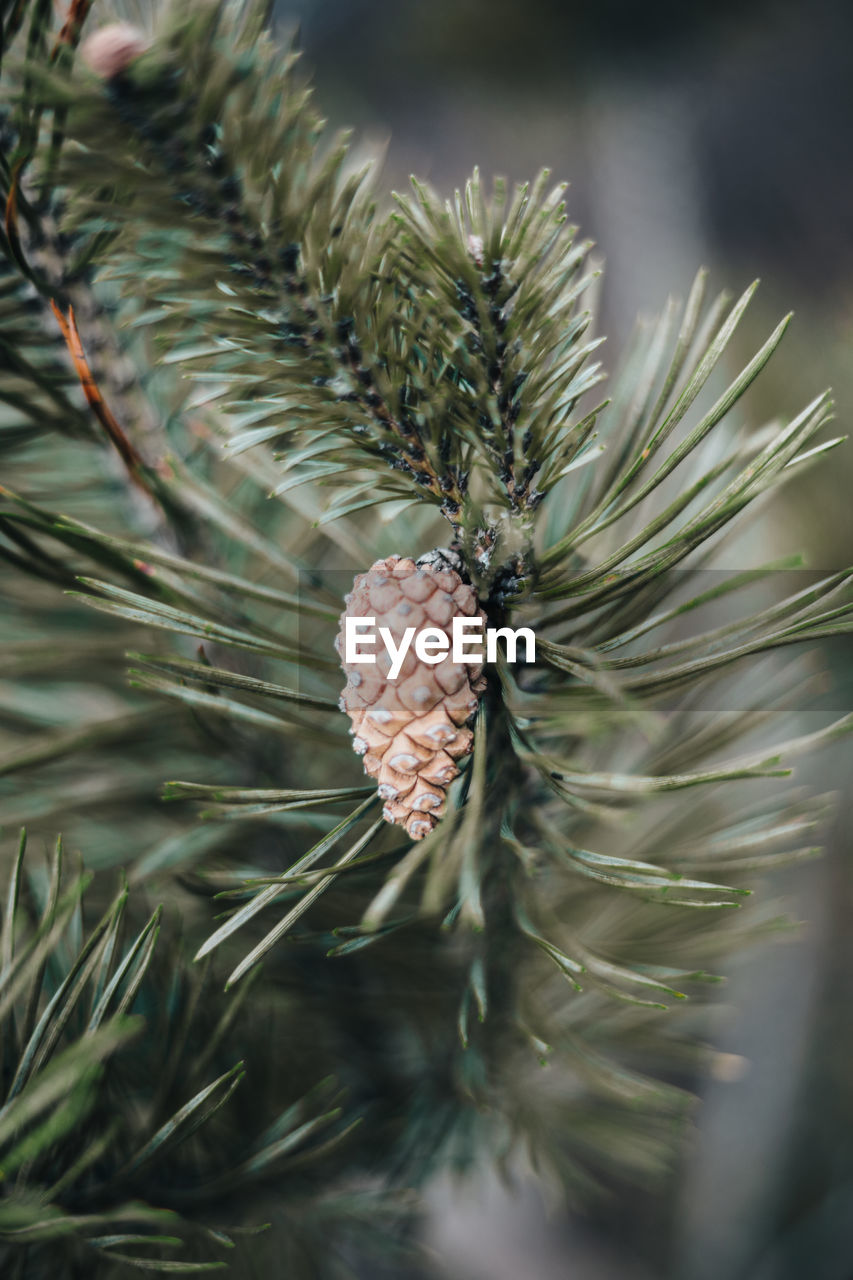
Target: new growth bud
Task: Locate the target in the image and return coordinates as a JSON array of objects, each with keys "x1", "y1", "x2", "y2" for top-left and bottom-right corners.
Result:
[{"x1": 81, "y1": 23, "x2": 150, "y2": 80}]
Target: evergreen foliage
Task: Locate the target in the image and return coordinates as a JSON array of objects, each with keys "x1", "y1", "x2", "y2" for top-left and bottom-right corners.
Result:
[
  {"x1": 0, "y1": 833, "x2": 407, "y2": 1279},
  {"x1": 0, "y1": 0, "x2": 850, "y2": 1274}
]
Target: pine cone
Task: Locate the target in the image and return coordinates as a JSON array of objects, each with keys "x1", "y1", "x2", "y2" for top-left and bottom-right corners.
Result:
[{"x1": 337, "y1": 553, "x2": 487, "y2": 840}]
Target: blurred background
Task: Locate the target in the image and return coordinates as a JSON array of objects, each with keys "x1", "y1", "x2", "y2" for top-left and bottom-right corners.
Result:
[{"x1": 270, "y1": 1, "x2": 853, "y2": 1277}]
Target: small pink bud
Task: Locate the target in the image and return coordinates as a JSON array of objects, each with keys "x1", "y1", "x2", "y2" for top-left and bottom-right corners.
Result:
[
  {"x1": 467, "y1": 234, "x2": 484, "y2": 268},
  {"x1": 81, "y1": 23, "x2": 149, "y2": 79}
]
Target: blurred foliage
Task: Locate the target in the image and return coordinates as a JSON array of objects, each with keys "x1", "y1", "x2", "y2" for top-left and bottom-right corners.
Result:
[{"x1": 0, "y1": 832, "x2": 419, "y2": 1279}]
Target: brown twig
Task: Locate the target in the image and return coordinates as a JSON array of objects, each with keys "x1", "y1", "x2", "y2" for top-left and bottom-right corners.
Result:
[
  {"x1": 49, "y1": 299, "x2": 155, "y2": 493},
  {"x1": 51, "y1": 0, "x2": 94, "y2": 59},
  {"x1": 3, "y1": 160, "x2": 24, "y2": 255}
]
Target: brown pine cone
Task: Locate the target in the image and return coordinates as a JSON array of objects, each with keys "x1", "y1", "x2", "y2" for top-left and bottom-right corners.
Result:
[{"x1": 337, "y1": 552, "x2": 487, "y2": 840}]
